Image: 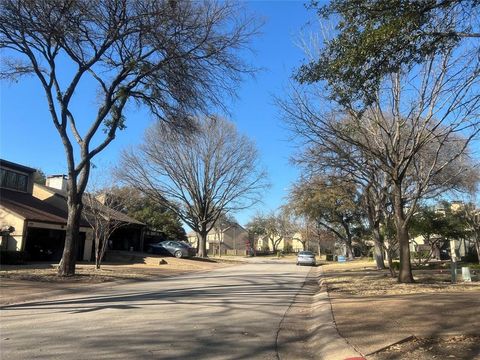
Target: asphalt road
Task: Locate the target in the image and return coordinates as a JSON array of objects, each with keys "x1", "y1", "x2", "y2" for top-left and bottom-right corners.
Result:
[{"x1": 0, "y1": 262, "x2": 312, "y2": 360}]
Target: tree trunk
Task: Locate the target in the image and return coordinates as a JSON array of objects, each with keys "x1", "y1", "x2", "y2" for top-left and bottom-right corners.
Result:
[
  {"x1": 95, "y1": 238, "x2": 101, "y2": 269},
  {"x1": 58, "y1": 200, "x2": 83, "y2": 276},
  {"x1": 345, "y1": 237, "x2": 354, "y2": 260},
  {"x1": 197, "y1": 231, "x2": 208, "y2": 257},
  {"x1": 372, "y1": 226, "x2": 385, "y2": 269},
  {"x1": 393, "y1": 184, "x2": 414, "y2": 283},
  {"x1": 475, "y1": 235, "x2": 480, "y2": 264},
  {"x1": 270, "y1": 237, "x2": 277, "y2": 253},
  {"x1": 386, "y1": 247, "x2": 396, "y2": 277}
]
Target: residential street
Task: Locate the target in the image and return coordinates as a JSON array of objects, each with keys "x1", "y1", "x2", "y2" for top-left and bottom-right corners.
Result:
[{"x1": 0, "y1": 262, "x2": 312, "y2": 360}]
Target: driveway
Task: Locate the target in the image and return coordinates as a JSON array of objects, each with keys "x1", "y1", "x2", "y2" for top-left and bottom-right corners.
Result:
[{"x1": 0, "y1": 262, "x2": 312, "y2": 360}]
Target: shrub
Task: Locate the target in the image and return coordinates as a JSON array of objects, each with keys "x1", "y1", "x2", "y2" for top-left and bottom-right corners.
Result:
[{"x1": 390, "y1": 261, "x2": 400, "y2": 271}]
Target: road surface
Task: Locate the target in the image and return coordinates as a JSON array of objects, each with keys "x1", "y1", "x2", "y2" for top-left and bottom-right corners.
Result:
[{"x1": 1, "y1": 262, "x2": 312, "y2": 359}]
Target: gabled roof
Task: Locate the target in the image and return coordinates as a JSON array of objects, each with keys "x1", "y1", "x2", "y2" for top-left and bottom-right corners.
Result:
[
  {"x1": 35, "y1": 184, "x2": 145, "y2": 226},
  {"x1": 0, "y1": 188, "x2": 88, "y2": 226},
  {"x1": 84, "y1": 195, "x2": 145, "y2": 226}
]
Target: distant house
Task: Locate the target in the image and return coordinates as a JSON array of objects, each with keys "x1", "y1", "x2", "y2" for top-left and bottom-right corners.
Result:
[
  {"x1": 255, "y1": 233, "x2": 305, "y2": 253},
  {"x1": 409, "y1": 201, "x2": 477, "y2": 261},
  {"x1": 0, "y1": 159, "x2": 146, "y2": 261},
  {"x1": 188, "y1": 222, "x2": 250, "y2": 255}
]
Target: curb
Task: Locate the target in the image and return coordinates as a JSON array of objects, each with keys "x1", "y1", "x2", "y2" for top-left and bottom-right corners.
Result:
[{"x1": 308, "y1": 266, "x2": 365, "y2": 360}]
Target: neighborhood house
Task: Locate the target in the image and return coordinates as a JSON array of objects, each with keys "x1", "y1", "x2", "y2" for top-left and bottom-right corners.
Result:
[{"x1": 0, "y1": 159, "x2": 145, "y2": 261}]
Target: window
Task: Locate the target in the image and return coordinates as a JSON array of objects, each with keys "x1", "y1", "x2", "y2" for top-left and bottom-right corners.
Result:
[{"x1": 0, "y1": 168, "x2": 29, "y2": 192}]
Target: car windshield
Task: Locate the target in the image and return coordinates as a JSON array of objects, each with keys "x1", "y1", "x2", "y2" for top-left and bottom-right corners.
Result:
[{"x1": 299, "y1": 251, "x2": 314, "y2": 256}]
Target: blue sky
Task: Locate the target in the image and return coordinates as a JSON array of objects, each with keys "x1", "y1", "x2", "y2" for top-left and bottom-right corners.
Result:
[{"x1": 0, "y1": 1, "x2": 317, "y2": 226}]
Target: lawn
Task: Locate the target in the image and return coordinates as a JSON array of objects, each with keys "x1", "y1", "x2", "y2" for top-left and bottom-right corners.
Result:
[{"x1": 321, "y1": 259, "x2": 480, "y2": 360}]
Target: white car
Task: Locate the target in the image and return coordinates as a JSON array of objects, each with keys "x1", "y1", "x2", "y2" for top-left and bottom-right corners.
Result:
[{"x1": 296, "y1": 251, "x2": 316, "y2": 266}]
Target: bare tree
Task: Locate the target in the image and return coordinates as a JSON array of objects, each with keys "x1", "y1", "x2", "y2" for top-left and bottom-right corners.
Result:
[
  {"x1": 83, "y1": 191, "x2": 128, "y2": 269},
  {"x1": 0, "y1": 0, "x2": 259, "y2": 275},
  {"x1": 283, "y1": 50, "x2": 480, "y2": 282},
  {"x1": 116, "y1": 116, "x2": 268, "y2": 257}
]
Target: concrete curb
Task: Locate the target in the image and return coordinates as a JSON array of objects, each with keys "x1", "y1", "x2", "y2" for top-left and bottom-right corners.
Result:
[
  {"x1": 308, "y1": 266, "x2": 364, "y2": 360},
  {"x1": 276, "y1": 266, "x2": 365, "y2": 360}
]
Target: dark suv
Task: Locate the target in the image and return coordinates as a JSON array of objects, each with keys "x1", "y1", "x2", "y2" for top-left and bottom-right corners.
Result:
[{"x1": 147, "y1": 241, "x2": 196, "y2": 258}]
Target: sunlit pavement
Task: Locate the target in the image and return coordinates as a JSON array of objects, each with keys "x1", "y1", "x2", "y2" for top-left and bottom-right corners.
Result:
[{"x1": 1, "y1": 263, "x2": 311, "y2": 360}]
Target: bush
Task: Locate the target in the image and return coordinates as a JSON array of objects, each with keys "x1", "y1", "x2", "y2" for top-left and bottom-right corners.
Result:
[{"x1": 390, "y1": 261, "x2": 400, "y2": 271}]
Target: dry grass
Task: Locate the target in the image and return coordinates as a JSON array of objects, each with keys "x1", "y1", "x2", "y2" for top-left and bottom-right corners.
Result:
[
  {"x1": 322, "y1": 260, "x2": 480, "y2": 296},
  {"x1": 371, "y1": 336, "x2": 480, "y2": 360},
  {"x1": 0, "y1": 257, "x2": 229, "y2": 284}
]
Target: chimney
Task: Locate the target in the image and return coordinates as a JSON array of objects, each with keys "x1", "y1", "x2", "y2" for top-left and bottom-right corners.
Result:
[{"x1": 46, "y1": 175, "x2": 68, "y2": 192}]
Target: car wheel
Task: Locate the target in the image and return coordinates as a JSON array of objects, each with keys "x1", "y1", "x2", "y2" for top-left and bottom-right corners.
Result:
[{"x1": 174, "y1": 250, "x2": 183, "y2": 258}]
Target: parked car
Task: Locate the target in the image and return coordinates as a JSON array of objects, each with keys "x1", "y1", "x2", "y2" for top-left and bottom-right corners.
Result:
[
  {"x1": 147, "y1": 241, "x2": 196, "y2": 258},
  {"x1": 296, "y1": 251, "x2": 316, "y2": 266}
]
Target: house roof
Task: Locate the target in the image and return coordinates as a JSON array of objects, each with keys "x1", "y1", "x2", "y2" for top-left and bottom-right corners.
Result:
[
  {"x1": 36, "y1": 183, "x2": 67, "y2": 198},
  {"x1": 0, "y1": 188, "x2": 89, "y2": 226},
  {"x1": 84, "y1": 196, "x2": 145, "y2": 226},
  {"x1": 0, "y1": 159, "x2": 36, "y2": 174},
  {"x1": 34, "y1": 184, "x2": 145, "y2": 226}
]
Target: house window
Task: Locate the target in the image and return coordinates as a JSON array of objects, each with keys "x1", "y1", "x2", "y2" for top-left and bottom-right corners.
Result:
[{"x1": 0, "y1": 168, "x2": 28, "y2": 192}]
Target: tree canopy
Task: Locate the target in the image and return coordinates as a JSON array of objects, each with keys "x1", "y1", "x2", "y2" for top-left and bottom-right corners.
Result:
[{"x1": 297, "y1": 0, "x2": 480, "y2": 105}]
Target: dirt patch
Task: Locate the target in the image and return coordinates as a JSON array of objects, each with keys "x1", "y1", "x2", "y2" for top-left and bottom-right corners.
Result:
[
  {"x1": 0, "y1": 257, "x2": 229, "y2": 284},
  {"x1": 322, "y1": 260, "x2": 480, "y2": 296},
  {"x1": 370, "y1": 336, "x2": 480, "y2": 360}
]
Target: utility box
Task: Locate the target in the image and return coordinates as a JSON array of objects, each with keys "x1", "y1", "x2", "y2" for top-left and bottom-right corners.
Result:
[{"x1": 462, "y1": 267, "x2": 472, "y2": 282}]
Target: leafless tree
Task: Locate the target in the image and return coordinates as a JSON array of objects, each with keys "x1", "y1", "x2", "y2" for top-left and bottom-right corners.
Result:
[
  {"x1": 0, "y1": 0, "x2": 259, "y2": 275},
  {"x1": 83, "y1": 190, "x2": 128, "y2": 269},
  {"x1": 115, "y1": 116, "x2": 268, "y2": 257},
  {"x1": 283, "y1": 50, "x2": 480, "y2": 282}
]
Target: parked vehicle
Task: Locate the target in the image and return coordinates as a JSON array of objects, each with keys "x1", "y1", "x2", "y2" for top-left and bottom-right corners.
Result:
[
  {"x1": 296, "y1": 251, "x2": 316, "y2": 266},
  {"x1": 147, "y1": 240, "x2": 196, "y2": 258}
]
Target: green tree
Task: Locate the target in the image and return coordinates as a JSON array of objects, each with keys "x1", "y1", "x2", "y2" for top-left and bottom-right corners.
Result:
[
  {"x1": 298, "y1": 0, "x2": 480, "y2": 105},
  {"x1": 109, "y1": 187, "x2": 186, "y2": 242},
  {"x1": 289, "y1": 176, "x2": 364, "y2": 260},
  {"x1": 33, "y1": 169, "x2": 46, "y2": 185},
  {"x1": 410, "y1": 202, "x2": 468, "y2": 265}
]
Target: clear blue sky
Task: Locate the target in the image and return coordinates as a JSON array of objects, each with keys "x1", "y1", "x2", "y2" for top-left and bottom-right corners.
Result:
[{"x1": 0, "y1": 1, "x2": 317, "y2": 226}]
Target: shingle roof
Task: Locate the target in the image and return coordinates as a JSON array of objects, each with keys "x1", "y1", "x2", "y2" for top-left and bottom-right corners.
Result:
[{"x1": 0, "y1": 188, "x2": 89, "y2": 226}]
